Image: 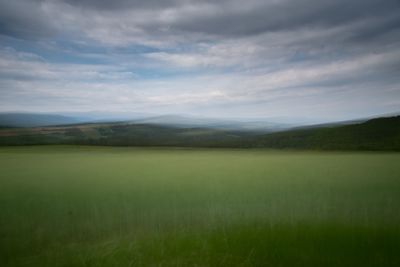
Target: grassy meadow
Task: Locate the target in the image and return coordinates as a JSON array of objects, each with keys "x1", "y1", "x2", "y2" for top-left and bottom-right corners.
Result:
[{"x1": 1, "y1": 146, "x2": 400, "y2": 266}]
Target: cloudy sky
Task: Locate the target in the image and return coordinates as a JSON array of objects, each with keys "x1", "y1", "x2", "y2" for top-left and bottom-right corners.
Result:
[{"x1": 0, "y1": 0, "x2": 399, "y2": 121}]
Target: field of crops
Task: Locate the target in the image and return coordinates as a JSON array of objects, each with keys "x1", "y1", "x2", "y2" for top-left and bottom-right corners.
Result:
[{"x1": 1, "y1": 146, "x2": 400, "y2": 266}]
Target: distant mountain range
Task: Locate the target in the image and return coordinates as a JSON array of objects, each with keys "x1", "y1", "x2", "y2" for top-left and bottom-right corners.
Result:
[
  {"x1": 129, "y1": 115, "x2": 293, "y2": 132},
  {"x1": 0, "y1": 112, "x2": 399, "y2": 151},
  {"x1": 0, "y1": 113, "x2": 88, "y2": 128},
  {"x1": 0, "y1": 113, "x2": 294, "y2": 132}
]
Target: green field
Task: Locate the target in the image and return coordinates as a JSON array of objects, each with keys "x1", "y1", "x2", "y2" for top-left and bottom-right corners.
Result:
[{"x1": 1, "y1": 146, "x2": 400, "y2": 266}]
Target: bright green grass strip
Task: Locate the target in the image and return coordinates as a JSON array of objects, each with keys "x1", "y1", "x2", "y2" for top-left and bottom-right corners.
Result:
[{"x1": 1, "y1": 146, "x2": 400, "y2": 266}]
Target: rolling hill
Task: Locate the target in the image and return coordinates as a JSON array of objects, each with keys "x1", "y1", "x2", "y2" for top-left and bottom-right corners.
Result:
[
  {"x1": 0, "y1": 122, "x2": 254, "y2": 147},
  {"x1": 255, "y1": 116, "x2": 400, "y2": 151},
  {"x1": 0, "y1": 115, "x2": 399, "y2": 151}
]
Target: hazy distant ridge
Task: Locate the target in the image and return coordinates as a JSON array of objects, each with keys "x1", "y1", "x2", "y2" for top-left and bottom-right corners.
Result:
[{"x1": 0, "y1": 113, "x2": 86, "y2": 128}]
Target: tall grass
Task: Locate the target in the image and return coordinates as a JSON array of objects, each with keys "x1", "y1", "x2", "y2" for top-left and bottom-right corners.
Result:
[{"x1": 1, "y1": 146, "x2": 399, "y2": 266}]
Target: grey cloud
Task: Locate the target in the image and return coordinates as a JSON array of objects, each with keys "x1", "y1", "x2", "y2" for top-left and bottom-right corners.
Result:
[
  {"x1": 346, "y1": 14, "x2": 400, "y2": 44},
  {"x1": 63, "y1": 0, "x2": 185, "y2": 10},
  {"x1": 0, "y1": 48, "x2": 136, "y2": 82},
  {"x1": 0, "y1": 0, "x2": 56, "y2": 39},
  {"x1": 169, "y1": 0, "x2": 400, "y2": 41},
  {"x1": 1, "y1": 0, "x2": 399, "y2": 42}
]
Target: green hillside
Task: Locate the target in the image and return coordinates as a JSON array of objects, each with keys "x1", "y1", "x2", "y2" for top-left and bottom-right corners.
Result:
[{"x1": 256, "y1": 116, "x2": 400, "y2": 151}]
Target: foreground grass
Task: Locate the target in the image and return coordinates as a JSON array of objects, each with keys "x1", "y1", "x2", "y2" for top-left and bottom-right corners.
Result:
[{"x1": 0, "y1": 146, "x2": 400, "y2": 266}]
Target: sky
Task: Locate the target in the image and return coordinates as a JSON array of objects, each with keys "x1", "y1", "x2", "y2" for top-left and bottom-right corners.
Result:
[{"x1": 0, "y1": 0, "x2": 400, "y2": 122}]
